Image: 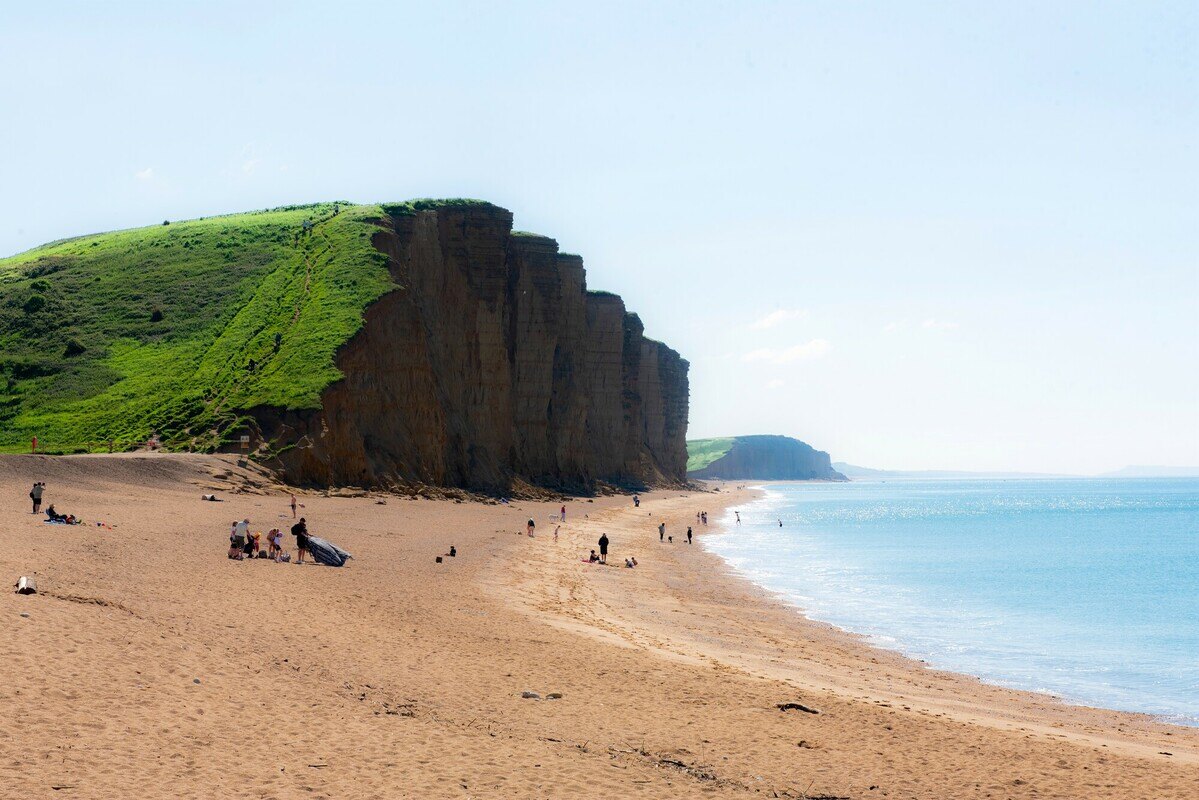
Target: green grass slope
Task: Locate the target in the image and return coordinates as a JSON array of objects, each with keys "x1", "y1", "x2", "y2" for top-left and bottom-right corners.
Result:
[
  {"x1": 0, "y1": 202, "x2": 401, "y2": 453},
  {"x1": 686, "y1": 437, "x2": 736, "y2": 473}
]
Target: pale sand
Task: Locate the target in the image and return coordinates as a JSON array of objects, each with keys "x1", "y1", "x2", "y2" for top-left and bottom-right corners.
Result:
[{"x1": 1, "y1": 455, "x2": 1195, "y2": 799}]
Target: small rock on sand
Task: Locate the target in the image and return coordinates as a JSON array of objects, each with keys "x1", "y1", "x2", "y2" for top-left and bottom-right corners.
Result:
[
  {"x1": 521, "y1": 691, "x2": 540, "y2": 700},
  {"x1": 546, "y1": 692, "x2": 563, "y2": 700}
]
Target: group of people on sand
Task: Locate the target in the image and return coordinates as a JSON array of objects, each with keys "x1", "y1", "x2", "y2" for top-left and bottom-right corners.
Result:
[
  {"x1": 228, "y1": 516, "x2": 310, "y2": 563},
  {"x1": 29, "y1": 482, "x2": 81, "y2": 525}
]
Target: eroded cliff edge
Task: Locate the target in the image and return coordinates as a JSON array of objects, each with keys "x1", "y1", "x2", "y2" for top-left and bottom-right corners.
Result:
[{"x1": 252, "y1": 203, "x2": 689, "y2": 493}]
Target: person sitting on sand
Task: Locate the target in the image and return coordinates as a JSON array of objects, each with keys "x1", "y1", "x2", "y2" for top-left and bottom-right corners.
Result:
[
  {"x1": 291, "y1": 517, "x2": 309, "y2": 564},
  {"x1": 588, "y1": 549, "x2": 600, "y2": 563}
]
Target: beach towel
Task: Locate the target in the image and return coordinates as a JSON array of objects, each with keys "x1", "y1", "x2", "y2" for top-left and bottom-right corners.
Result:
[{"x1": 306, "y1": 536, "x2": 353, "y2": 567}]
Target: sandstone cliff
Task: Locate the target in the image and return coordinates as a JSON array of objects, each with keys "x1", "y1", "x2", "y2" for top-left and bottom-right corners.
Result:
[
  {"x1": 252, "y1": 203, "x2": 689, "y2": 493},
  {"x1": 688, "y1": 435, "x2": 845, "y2": 481}
]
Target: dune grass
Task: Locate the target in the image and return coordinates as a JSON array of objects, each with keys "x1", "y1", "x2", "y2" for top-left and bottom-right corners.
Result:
[
  {"x1": 0, "y1": 202, "x2": 396, "y2": 453},
  {"x1": 686, "y1": 437, "x2": 736, "y2": 473}
]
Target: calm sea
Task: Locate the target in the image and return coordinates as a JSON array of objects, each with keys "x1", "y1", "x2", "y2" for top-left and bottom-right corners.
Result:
[{"x1": 704, "y1": 478, "x2": 1199, "y2": 725}]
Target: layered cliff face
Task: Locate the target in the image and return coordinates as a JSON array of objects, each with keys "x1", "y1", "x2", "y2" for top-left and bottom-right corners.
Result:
[
  {"x1": 254, "y1": 204, "x2": 689, "y2": 492},
  {"x1": 687, "y1": 435, "x2": 845, "y2": 481}
]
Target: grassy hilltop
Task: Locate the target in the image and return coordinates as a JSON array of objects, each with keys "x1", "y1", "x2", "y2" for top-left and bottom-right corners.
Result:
[
  {"x1": 0, "y1": 201, "x2": 474, "y2": 454},
  {"x1": 686, "y1": 437, "x2": 735, "y2": 473}
]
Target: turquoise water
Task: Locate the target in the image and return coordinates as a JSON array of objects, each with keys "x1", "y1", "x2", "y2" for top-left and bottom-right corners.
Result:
[{"x1": 704, "y1": 478, "x2": 1199, "y2": 725}]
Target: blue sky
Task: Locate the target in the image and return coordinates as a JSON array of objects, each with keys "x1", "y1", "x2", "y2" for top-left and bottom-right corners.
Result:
[{"x1": 2, "y1": 1, "x2": 1195, "y2": 473}]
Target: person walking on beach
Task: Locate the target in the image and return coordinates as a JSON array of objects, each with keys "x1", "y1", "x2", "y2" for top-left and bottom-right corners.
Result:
[
  {"x1": 554, "y1": 525, "x2": 560, "y2": 543},
  {"x1": 658, "y1": 522, "x2": 665, "y2": 542},
  {"x1": 290, "y1": 493, "x2": 297, "y2": 518},
  {"x1": 735, "y1": 511, "x2": 741, "y2": 524},
  {"x1": 560, "y1": 504, "x2": 566, "y2": 522},
  {"x1": 526, "y1": 518, "x2": 536, "y2": 537},
  {"x1": 687, "y1": 526, "x2": 693, "y2": 544},
  {"x1": 30, "y1": 482, "x2": 44, "y2": 514},
  {"x1": 633, "y1": 495, "x2": 640, "y2": 508},
  {"x1": 291, "y1": 517, "x2": 309, "y2": 564},
  {"x1": 598, "y1": 532, "x2": 609, "y2": 564}
]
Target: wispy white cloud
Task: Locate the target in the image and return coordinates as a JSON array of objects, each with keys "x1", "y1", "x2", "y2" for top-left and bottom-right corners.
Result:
[
  {"x1": 743, "y1": 339, "x2": 831, "y2": 364},
  {"x1": 241, "y1": 159, "x2": 261, "y2": 175},
  {"x1": 134, "y1": 167, "x2": 155, "y2": 181},
  {"x1": 750, "y1": 308, "x2": 807, "y2": 330},
  {"x1": 921, "y1": 318, "x2": 959, "y2": 331}
]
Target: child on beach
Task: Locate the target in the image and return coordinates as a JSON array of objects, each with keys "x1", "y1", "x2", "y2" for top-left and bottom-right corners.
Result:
[
  {"x1": 267, "y1": 528, "x2": 283, "y2": 559},
  {"x1": 527, "y1": 518, "x2": 536, "y2": 537}
]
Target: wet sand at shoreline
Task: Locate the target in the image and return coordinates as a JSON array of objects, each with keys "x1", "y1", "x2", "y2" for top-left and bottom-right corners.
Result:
[{"x1": 2, "y1": 454, "x2": 1195, "y2": 798}]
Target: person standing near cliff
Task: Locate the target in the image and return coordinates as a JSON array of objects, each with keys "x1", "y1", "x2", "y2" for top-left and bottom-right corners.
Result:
[
  {"x1": 633, "y1": 495, "x2": 640, "y2": 508},
  {"x1": 290, "y1": 493, "x2": 297, "y2": 519},
  {"x1": 560, "y1": 504, "x2": 566, "y2": 522},
  {"x1": 291, "y1": 517, "x2": 309, "y2": 564},
  {"x1": 598, "y1": 532, "x2": 609, "y2": 564},
  {"x1": 527, "y1": 518, "x2": 535, "y2": 537}
]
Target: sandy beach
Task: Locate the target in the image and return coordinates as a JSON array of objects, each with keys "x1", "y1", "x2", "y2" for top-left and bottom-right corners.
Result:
[{"x1": 2, "y1": 454, "x2": 1196, "y2": 799}]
